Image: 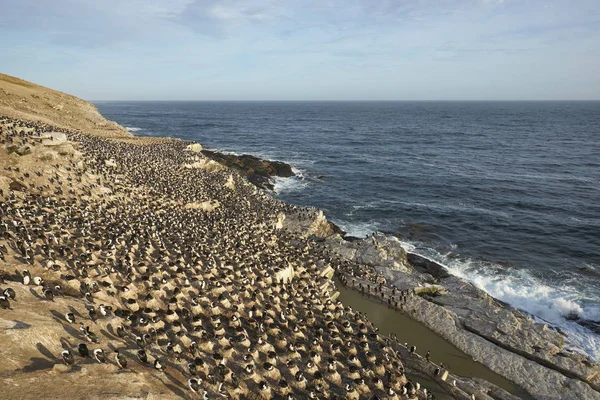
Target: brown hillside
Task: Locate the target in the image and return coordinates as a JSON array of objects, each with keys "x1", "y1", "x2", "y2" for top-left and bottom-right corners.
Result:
[{"x1": 0, "y1": 73, "x2": 130, "y2": 138}]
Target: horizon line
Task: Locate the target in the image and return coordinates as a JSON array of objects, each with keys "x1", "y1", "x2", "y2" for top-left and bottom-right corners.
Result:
[{"x1": 90, "y1": 99, "x2": 600, "y2": 103}]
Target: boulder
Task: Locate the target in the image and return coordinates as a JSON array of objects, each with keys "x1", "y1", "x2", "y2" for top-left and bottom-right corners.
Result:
[
  {"x1": 225, "y1": 174, "x2": 235, "y2": 190},
  {"x1": 184, "y1": 200, "x2": 220, "y2": 212},
  {"x1": 283, "y1": 209, "x2": 336, "y2": 238},
  {"x1": 186, "y1": 143, "x2": 203, "y2": 152},
  {"x1": 41, "y1": 132, "x2": 67, "y2": 145},
  {"x1": 6, "y1": 144, "x2": 33, "y2": 156},
  {"x1": 36, "y1": 149, "x2": 59, "y2": 161},
  {"x1": 184, "y1": 159, "x2": 226, "y2": 173}
]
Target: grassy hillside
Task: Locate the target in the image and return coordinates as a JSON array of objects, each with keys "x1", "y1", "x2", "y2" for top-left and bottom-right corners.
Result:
[{"x1": 0, "y1": 73, "x2": 129, "y2": 138}]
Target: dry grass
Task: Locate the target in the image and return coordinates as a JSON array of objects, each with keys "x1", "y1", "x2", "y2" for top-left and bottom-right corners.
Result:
[{"x1": 0, "y1": 73, "x2": 130, "y2": 138}]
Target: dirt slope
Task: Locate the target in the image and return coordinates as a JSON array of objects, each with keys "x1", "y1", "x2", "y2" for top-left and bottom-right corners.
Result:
[{"x1": 0, "y1": 73, "x2": 129, "y2": 138}]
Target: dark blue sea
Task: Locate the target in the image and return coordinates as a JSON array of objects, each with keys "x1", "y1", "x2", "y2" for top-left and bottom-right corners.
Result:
[{"x1": 94, "y1": 101, "x2": 600, "y2": 359}]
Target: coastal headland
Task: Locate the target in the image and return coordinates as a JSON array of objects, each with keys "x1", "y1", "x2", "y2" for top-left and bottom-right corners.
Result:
[{"x1": 0, "y1": 73, "x2": 599, "y2": 400}]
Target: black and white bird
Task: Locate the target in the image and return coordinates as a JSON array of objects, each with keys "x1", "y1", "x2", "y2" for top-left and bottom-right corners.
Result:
[
  {"x1": 62, "y1": 350, "x2": 75, "y2": 365},
  {"x1": 78, "y1": 343, "x2": 90, "y2": 358},
  {"x1": 93, "y1": 348, "x2": 106, "y2": 363},
  {"x1": 0, "y1": 294, "x2": 10, "y2": 309},
  {"x1": 116, "y1": 325, "x2": 125, "y2": 338},
  {"x1": 65, "y1": 312, "x2": 76, "y2": 324},
  {"x1": 137, "y1": 349, "x2": 147, "y2": 364},
  {"x1": 99, "y1": 304, "x2": 111, "y2": 317},
  {"x1": 154, "y1": 358, "x2": 165, "y2": 372},
  {"x1": 22, "y1": 270, "x2": 31, "y2": 285},
  {"x1": 3, "y1": 288, "x2": 16, "y2": 300},
  {"x1": 188, "y1": 378, "x2": 201, "y2": 393},
  {"x1": 82, "y1": 326, "x2": 98, "y2": 343},
  {"x1": 115, "y1": 350, "x2": 127, "y2": 369},
  {"x1": 88, "y1": 306, "x2": 97, "y2": 321},
  {"x1": 43, "y1": 288, "x2": 54, "y2": 301}
]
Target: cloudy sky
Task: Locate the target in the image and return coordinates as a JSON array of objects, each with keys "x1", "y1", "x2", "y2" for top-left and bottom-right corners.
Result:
[{"x1": 1, "y1": 0, "x2": 599, "y2": 100}]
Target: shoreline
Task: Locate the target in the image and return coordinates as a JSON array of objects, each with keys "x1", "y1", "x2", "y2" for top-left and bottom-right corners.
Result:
[
  {"x1": 127, "y1": 130, "x2": 600, "y2": 398},
  {"x1": 0, "y1": 70, "x2": 598, "y2": 399},
  {"x1": 183, "y1": 139, "x2": 600, "y2": 360}
]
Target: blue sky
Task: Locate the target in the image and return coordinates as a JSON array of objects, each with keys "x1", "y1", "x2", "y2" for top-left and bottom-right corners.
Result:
[{"x1": 1, "y1": 0, "x2": 599, "y2": 100}]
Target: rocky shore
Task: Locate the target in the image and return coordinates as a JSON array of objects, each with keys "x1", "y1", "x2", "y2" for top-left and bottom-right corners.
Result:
[
  {"x1": 201, "y1": 149, "x2": 295, "y2": 191},
  {"x1": 326, "y1": 233, "x2": 600, "y2": 399},
  {"x1": 1, "y1": 73, "x2": 599, "y2": 400}
]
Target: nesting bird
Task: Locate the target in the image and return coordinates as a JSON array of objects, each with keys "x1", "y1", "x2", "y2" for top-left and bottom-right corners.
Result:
[{"x1": 0, "y1": 116, "x2": 419, "y2": 400}]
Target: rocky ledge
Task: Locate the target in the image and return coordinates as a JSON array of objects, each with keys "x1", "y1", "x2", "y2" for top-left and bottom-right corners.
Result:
[
  {"x1": 324, "y1": 233, "x2": 600, "y2": 400},
  {"x1": 201, "y1": 149, "x2": 294, "y2": 190}
]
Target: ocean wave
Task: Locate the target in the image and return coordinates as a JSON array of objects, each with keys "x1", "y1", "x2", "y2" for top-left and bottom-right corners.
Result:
[
  {"x1": 333, "y1": 219, "x2": 382, "y2": 238},
  {"x1": 396, "y1": 241, "x2": 600, "y2": 361},
  {"x1": 272, "y1": 174, "x2": 309, "y2": 194},
  {"x1": 125, "y1": 127, "x2": 142, "y2": 132}
]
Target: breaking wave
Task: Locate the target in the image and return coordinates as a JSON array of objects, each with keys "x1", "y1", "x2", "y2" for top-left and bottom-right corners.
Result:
[{"x1": 394, "y1": 239, "x2": 600, "y2": 361}]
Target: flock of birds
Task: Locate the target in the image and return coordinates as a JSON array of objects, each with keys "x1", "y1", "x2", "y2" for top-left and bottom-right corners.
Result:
[{"x1": 0, "y1": 115, "x2": 448, "y2": 399}]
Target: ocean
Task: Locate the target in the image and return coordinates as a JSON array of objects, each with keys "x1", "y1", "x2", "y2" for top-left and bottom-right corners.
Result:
[{"x1": 94, "y1": 100, "x2": 600, "y2": 360}]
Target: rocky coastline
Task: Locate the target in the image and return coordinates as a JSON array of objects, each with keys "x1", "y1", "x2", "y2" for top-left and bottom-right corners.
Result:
[
  {"x1": 194, "y1": 142, "x2": 600, "y2": 398},
  {"x1": 1, "y1": 72, "x2": 599, "y2": 400},
  {"x1": 201, "y1": 149, "x2": 295, "y2": 191},
  {"x1": 321, "y1": 233, "x2": 600, "y2": 399}
]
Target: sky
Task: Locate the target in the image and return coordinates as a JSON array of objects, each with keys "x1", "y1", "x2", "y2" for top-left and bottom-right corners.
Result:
[{"x1": 0, "y1": 0, "x2": 599, "y2": 100}]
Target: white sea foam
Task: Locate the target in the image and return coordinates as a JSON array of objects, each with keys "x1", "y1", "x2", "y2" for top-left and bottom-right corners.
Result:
[
  {"x1": 215, "y1": 149, "x2": 242, "y2": 156},
  {"x1": 334, "y1": 220, "x2": 381, "y2": 238},
  {"x1": 272, "y1": 175, "x2": 310, "y2": 194},
  {"x1": 272, "y1": 168, "x2": 310, "y2": 194},
  {"x1": 397, "y1": 243, "x2": 600, "y2": 361},
  {"x1": 125, "y1": 127, "x2": 142, "y2": 132}
]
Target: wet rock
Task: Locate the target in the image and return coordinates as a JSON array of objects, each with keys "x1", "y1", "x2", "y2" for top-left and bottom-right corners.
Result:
[
  {"x1": 247, "y1": 173, "x2": 273, "y2": 190},
  {"x1": 201, "y1": 149, "x2": 294, "y2": 190},
  {"x1": 407, "y1": 253, "x2": 450, "y2": 280},
  {"x1": 328, "y1": 231, "x2": 600, "y2": 398},
  {"x1": 578, "y1": 319, "x2": 600, "y2": 335}
]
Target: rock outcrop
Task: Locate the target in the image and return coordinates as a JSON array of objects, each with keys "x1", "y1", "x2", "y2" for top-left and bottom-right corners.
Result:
[
  {"x1": 201, "y1": 149, "x2": 294, "y2": 190},
  {"x1": 281, "y1": 208, "x2": 338, "y2": 238},
  {"x1": 183, "y1": 158, "x2": 226, "y2": 173},
  {"x1": 185, "y1": 143, "x2": 203, "y2": 152},
  {"x1": 331, "y1": 234, "x2": 600, "y2": 399}
]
